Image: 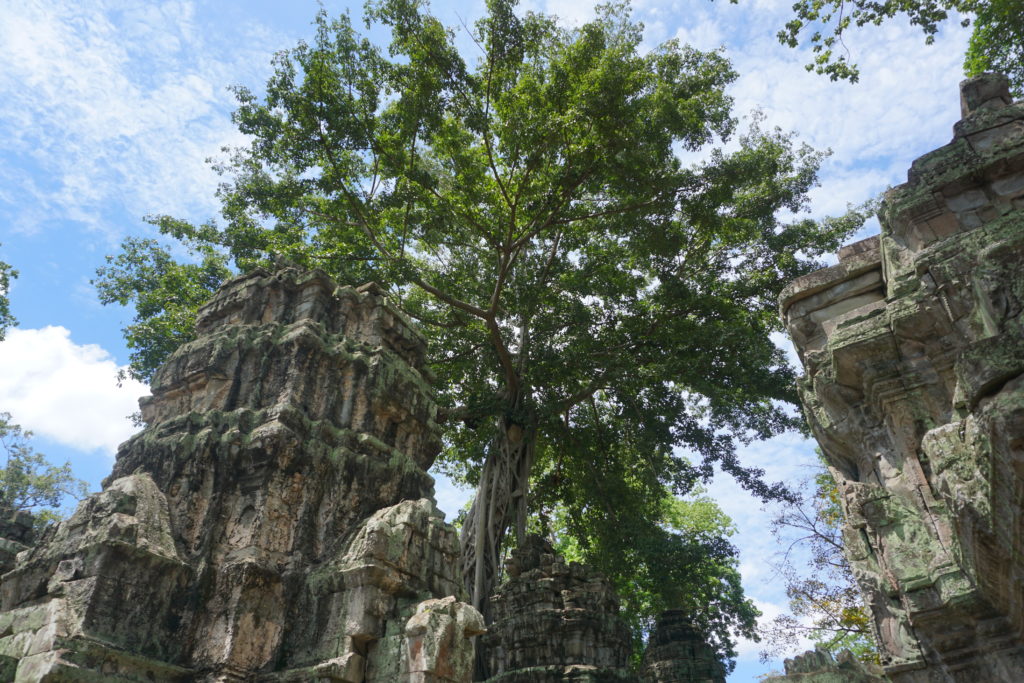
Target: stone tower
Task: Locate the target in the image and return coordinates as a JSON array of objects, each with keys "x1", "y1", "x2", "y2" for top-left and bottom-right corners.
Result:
[
  {"x1": 0, "y1": 268, "x2": 481, "y2": 681},
  {"x1": 780, "y1": 74, "x2": 1024, "y2": 681}
]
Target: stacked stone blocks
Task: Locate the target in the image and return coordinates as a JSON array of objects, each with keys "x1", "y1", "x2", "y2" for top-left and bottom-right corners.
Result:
[
  {"x1": 0, "y1": 268, "x2": 481, "y2": 682},
  {"x1": 780, "y1": 74, "x2": 1024, "y2": 682}
]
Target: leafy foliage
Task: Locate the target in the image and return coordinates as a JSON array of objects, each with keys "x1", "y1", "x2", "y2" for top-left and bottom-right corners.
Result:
[
  {"x1": 0, "y1": 413, "x2": 90, "y2": 531},
  {"x1": 768, "y1": 0, "x2": 1024, "y2": 97},
  {"x1": 93, "y1": 224, "x2": 232, "y2": 383},
  {"x1": 759, "y1": 460, "x2": 878, "y2": 664},
  {"x1": 95, "y1": 0, "x2": 864, "y2": 666},
  {"x1": 543, "y1": 464, "x2": 758, "y2": 671},
  {"x1": 964, "y1": 0, "x2": 1024, "y2": 94},
  {"x1": 0, "y1": 244, "x2": 16, "y2": 340}
]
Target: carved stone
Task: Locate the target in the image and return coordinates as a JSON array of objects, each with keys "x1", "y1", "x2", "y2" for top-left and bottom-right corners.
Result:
[
  {"x1": 482, "y1": 535, "x2": 634, "y2": 681},
  {"x1": 0, "y1": 268, "x2": 481, "y2": 682},
  {"x1": 641, "y1": 610, "x2": 725, "y2": 683},
  {"x1": 781, "y1": 74, "x2": 1024, "y2": 682},
  {"x1": 764, "y1": 647, "x2": 885, "y2": 682}
]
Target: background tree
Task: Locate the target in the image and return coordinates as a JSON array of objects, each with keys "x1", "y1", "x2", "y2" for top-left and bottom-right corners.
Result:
[
  {"x1": 758, "y1": 461, "x2": 878, "y2": 664},
  {"x1": 0, "y1": 413, "x2": 90, "y2": 531},
  {"x1": 0, "y1": 244, "x2": 16, "y2": 340},
  {"x1": 541, "y1": 464, "x2": 758, "y2": 667},
  {"x1": 95, "y1": 0, "x2": 863, "y2": 664},
  {"x1": 94, "y1": 231, "x2": 232, "y2": 385},
  {"x1": 963, "y1": 0, "x2": 1024, "y2": 94},
  {"x1": 768, "y1": 0, "x2": 1024, "y2": 96}
]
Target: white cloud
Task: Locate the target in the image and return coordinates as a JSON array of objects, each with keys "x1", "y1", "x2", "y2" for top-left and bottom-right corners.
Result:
[
  {"x1": 0, "y1": 326, "x2": 147, "y2": 455},
  {"x1": 538, "y1": 0, "x2": 596, "y2": 26},
  {"x1": 0, "y1": 0, "x2": 277, "y2": 239}
]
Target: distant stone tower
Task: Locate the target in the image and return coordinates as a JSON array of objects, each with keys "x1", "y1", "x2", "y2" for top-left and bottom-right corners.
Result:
[
  {"x1": 641, "y1": 610, "x2": 725, "y2": 683},
  {"x1": 0, "y1": 268, "x2": 481, "y2": 681},
  {"x1": 481, "y1": 536, "x2": 727, "y2": 683},
  {"x1": 780, "y1": 74, "x2": 1024, "y2": 681},
  {"x1": 482, "y1": 535, "x2": 634, "y2": 681}
]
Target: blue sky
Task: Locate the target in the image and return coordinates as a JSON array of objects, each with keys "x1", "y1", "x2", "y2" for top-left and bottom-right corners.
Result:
[{"x1": 0, "y1": 0, "x2": 972, "y2": 678}]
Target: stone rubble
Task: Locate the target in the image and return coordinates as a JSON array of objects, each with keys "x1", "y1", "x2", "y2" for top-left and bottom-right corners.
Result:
[{"x1": 781, "y1": 73, "x2": 1024, "y2": 682}]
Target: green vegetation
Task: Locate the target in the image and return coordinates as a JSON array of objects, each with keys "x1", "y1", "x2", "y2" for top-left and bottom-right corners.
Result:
[
  {"x1": 94, "y1": 232, "x2": 232, "y2": 385},
  {"x1": 759, "y1": 461, "x2": 878, "y2": 664},
  {"x1": 0, "y1": 245, "x2": 16, "y2": 340},
  {"x1": 547, "y1": 481, "x2": 755, "y2": 667},
  {"x1": 964, "y1": 0, "x2": 1024, "y2": 94},
  {"x1": 94, "y1": 0, "x2": 864, "y2": 667},
  {"x1": 0, "y1": 413, "x2": 90, "y2": 531},
  {"x1": 769, "y1": 0, "x2": 1024, "y2": 96}
]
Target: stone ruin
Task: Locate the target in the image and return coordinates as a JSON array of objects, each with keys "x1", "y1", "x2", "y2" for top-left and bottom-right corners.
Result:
[
  {"x1": 483, "y1": 535, "x2": 633, "y2": 681},
  {"x1": 482, "y1": 536, "x2": 725, "y2": 683},
  {"x1": 0, "y1": 268, "x2": 483, "y2": 681},
  {"x1": 780, "y1": 73, "x2": 1024, "y2": 681},
  {"x1": 640, "y1": 610, "x2": 726, "y2": 683},
  {"x1": 0, "y1": 266, "x2": 727, "y2": 682},
  {"x1": 764, "y1": 648, "x2": 884, "y2": 683}
]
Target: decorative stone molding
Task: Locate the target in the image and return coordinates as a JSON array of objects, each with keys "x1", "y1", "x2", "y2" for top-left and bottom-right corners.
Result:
[
  {"x1": 781, "y1": 74, "x2": 1024, "y2": 682},
  {"x1": 0, "y1": 267, "x2": 481, "y2": 682}
]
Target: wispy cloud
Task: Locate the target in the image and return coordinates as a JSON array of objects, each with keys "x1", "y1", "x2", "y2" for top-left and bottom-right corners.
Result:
[{"x1": 0, "y1": 0, "x2": 280, "y2": 240}]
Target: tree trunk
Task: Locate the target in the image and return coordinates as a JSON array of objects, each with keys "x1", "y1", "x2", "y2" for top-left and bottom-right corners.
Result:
[{"x1": 459, "y1": 414, "x2": 535, "y2": 621}]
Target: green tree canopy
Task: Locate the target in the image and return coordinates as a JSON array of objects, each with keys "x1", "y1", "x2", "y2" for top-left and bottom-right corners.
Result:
[
  {"x1": 768, "y1": 0, "x2": 1024, "y2": 96},
  {"x1": 95, "y1": 0, "x2": 864, "y2": 667},
  {"x1": 0, "y1": 413, "x2": 90, "y2": 531},
  {"x1": 544, "y1": 465, "x2": 758, "y2": 667},
  {"x1": 0, "y1": 244, "x2": 16, "y2": 340}
]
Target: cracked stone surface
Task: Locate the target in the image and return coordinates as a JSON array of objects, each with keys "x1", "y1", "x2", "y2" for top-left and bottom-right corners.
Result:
[
  {"x1": 0, "y1": 267, "x2": 481, "y2": 682},
  {"x1": 780, "y1": 74, "x2": 1024, "y2": 682}
]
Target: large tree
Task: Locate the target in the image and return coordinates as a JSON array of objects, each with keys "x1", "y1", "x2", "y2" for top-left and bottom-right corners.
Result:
[{"x1": 96, "y1": 0, "x2": 861, "y2": 660}]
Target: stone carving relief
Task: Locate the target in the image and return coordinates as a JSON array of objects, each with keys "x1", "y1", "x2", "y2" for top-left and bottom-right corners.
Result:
[{"x1": 780, "y1": 74, "x2": 1024, "y2": 682}]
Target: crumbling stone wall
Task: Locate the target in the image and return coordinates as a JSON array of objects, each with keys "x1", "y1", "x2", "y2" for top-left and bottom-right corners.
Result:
[
  {"x1": 780, "y1": 74, "x2": 1024, "y2": 682},
  {"x1": 483, "y1": 535, "x2": 633, "y2": 681},
  {"x1": 764, "y1": 648, "x2": 885, "y2": 683},
  {"x1": 482, "y1": 536, "x2": 725, "y2": 683},
  {"x1": 0, "y1": 268, "x2": 482, "y2": 682},
  {"x1": 641, "y1": 610, "x2": 725, "y2": 683}
]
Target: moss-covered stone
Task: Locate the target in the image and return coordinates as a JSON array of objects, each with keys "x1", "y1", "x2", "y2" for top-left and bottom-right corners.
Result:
[{"x1": 779, "y1": 75, "x2": 1024, "y2": 683}]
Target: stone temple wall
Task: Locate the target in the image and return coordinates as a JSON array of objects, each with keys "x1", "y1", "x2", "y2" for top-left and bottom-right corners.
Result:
[
  {"x1": 780, "y1": 74, "x2": 1024, "y2": 681},
  {"x1": 0, "y1": 267, "x2": 482, "y2": 682}
]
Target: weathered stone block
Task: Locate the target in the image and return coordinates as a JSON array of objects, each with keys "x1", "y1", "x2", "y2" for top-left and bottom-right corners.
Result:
[
  {"x1": 781, "y1": 74, "x2": 1024, "y2": 682},
  {"x1": 0, "y1": 268, "x2": 480, "y2": 682}
]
